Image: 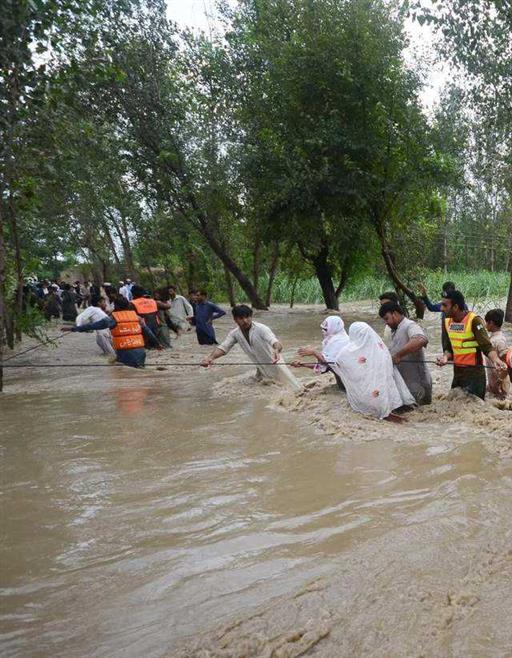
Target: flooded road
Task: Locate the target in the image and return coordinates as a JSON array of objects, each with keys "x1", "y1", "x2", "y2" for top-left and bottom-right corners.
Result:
[{"x1": 1, "y1": 305, "x2": 511, "y2": 657}]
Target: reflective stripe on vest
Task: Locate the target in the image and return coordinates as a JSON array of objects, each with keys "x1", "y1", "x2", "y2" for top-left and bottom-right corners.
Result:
[
  {"x1": 111, "y1": 310, "x2": 145, "y2": 351},
  {"x1": 444, "y1": 312, "x2": 480, "y2": 367}
]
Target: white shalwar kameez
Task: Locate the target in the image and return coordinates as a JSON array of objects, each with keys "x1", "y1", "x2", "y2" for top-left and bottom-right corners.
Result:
[
  {"x1": 76, "y1": 306, "x2": 115, "y2": 356},
  {"x1": 218, "y1": 321, "x2": 302, "y2": 392},
  {"x1": 170, "y1": 295, "x2": 194, "y2": 330}
]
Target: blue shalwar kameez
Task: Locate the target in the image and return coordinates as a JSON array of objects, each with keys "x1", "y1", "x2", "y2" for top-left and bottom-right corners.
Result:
[{"x1": 193, "y1": 301, "x2": 226, "y2": 345}]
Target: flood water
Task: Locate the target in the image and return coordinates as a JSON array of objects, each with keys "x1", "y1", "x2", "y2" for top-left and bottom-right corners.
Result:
[{"x1": 1, "y1": 305, "x2": 511, "y2": 657}]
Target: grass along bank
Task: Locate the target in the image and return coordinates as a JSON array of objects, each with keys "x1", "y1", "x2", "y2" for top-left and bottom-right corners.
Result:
[{"x1": 262, "y1": 270, "x2": 510, "y2": 307}]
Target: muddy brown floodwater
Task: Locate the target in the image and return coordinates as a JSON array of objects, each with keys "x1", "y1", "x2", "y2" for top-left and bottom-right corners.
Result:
[{"x1": 1, "y1": 303, "x2": 511, "y2": 658}]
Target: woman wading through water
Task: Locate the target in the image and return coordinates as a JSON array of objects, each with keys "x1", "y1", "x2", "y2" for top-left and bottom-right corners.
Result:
[{"x1": 293, "y1": 317, "x2": 415, "y2": 422}]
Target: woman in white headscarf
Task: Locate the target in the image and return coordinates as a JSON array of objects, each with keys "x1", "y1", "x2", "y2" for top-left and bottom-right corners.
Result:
[
  {"x1": 294, "y1": 320, "x2": 414, "y2": 421},
  {"x1": 291, "y1": 315, "x2": 349, "y2": 389}
]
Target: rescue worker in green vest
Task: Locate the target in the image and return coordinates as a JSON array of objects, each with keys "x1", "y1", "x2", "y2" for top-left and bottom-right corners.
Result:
[{"x1": 436, "y1": 290, "x2": 506, "y2": 400}]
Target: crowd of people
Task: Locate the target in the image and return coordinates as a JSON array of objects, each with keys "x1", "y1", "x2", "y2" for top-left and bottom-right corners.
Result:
[
  {"x1": 200, "y1": 280, "x2": 511, "y2": 423},
  {"x1": 27, "y1": 276, "x2": 512, "y2": 422},
  {"x1": 49, "y1": 279, "x2": 228, "y2": 368}
]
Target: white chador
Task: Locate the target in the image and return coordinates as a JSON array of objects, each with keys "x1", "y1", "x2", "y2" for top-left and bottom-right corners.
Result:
[
  {"x1": 218, "y1": 321, "x2": 303, "y2": 392},
  {"x1": 336, "y1": 322, "x2": 415, "y2": 419}
]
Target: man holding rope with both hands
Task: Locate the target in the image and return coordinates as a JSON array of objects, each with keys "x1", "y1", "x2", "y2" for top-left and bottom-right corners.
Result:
[
  {"x1": 436, "y1": 290, "x2": 506, "y2": 400},
  {"x1": 201, "y1": 305, "x2": 303, "y2": 392}
]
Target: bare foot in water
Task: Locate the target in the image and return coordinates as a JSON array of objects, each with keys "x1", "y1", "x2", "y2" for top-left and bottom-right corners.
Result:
[{"x1": 384, "y1": 413, "x2": 407, "y2": 423}]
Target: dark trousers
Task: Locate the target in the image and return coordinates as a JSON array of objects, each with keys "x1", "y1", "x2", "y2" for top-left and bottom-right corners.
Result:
[
  {"x1": 451, "y1": 375, "x2": 486, "y2": 400},
  {"x1": 116, "y1": 348, "x2": 146, "y2": 368}
]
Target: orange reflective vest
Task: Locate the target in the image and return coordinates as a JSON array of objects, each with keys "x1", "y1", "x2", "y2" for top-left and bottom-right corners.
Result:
[
  {"x1": 445, "y1": 311, "x2": 481, "y2": 367},
  {"x1": 131, "y1": 297, "x2": 160, "y2": 324},
  {"x1": 505, "y1": 347, "x2": 512, "y2": 369},
  {"x1": 111, "y1": 310, "x2": 145, "y2": 351}
]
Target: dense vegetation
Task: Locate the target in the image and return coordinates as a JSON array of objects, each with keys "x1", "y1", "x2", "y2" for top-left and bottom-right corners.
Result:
[{"x1": 1, "y1": 0, "x2": 511, "y2": 361}]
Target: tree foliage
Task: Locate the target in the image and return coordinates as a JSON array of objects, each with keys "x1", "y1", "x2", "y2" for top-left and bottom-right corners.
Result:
[{"x1": 1, "y1": 0, "x2": 511, "y2": 367}]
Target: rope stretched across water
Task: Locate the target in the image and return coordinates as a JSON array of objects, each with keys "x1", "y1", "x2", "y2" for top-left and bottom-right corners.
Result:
[
  {"x1": 3, "y1": 331, "x2": 71, "y2": 363},
  {"x1": 1, "y1": 360, "x2": 503, "y2": 369}
]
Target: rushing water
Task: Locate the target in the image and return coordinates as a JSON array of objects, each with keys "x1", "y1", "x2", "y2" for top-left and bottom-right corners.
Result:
[{"x1": 1, "y1": 306, "x2": 511, "y2": 657}]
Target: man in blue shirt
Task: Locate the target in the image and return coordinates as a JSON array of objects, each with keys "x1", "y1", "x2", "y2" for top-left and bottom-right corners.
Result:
[
  {"x1": 193, "y1": 290, "x2": 226, "y2": 345},
  {"x1": 419, "y1": 281, "x2": 468, "y2": 317},
  {"x1": 419, "y1": 281, "x2": 456, "y2": 313}
]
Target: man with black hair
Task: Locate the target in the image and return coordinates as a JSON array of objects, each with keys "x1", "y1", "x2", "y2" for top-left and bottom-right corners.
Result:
[
  {"x1": 378, "y1": 291, "x2": 401, "y2": 306},
  {"x1": 437, "y1": 290, "x2": 505, "y2": 399},
  {"x1": 379, "y1": 302, "x2": 432, "y2": 405},
  {"x1": 74, "y1": 294, "x2": 116, "y2": 356},
  {"x1": 378, "y1": 292, "x2": 403, "y2": 345},
  {"x1": 201, "y1": 304, "x2": 302, "y2": 391},
  {"x1": 131, "y1": 285, "x2": 171, "y2": 348},
  {"x1": 418, "y1": 281, "x2": 464, "y2": 314},
  {"x1": 168, "y1": 285, "x2": 194, "y2": 333},
  {"x1": 193, "y1": 290, "x2": 226, "y2": 345},
  {"x1": 484, "y1": 308, "x2": 511, "y2": 397},
  {"x1": 63, "y1": 296, "x2": 146, "y2": 368}
]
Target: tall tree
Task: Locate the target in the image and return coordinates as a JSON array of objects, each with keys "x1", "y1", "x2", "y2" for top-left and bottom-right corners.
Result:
[
  {"x1": 415, "y1": 0, "x2": 512, "y2": 319},
  {"x1": 225, "y1": 0, "x2": 443, "y2": 311},
  {"x1": 84, "y1": 3, "x2": 269, "y2": 307}
]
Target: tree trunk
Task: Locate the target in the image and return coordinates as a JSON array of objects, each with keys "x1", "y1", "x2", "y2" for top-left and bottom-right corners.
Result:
[
  {"x1": 145, "y1": 265, "x2": 156, "y2": 288},
  {"x1": 5, "y1": 61, "x2": 24, "y2": 343},
  {"x1": 185, "y1": 250, "x2": 197, "y2": 292},
  {"x1": 0, "y1": 210, "x2": 6, "y2": 392},
  {"x1": 197, "y1": 220, "x2": 268, "y2": 309},
  {"x1": 101, "y1": 259, "x2": 109, "y2": 284},
  {"x1": 102, "y1": 224, "x2": 121, "y2": 265},
  {"x1": 376, "y1": 220, "x2": 425, "y2": 319},
  {"x1": 119, "y1": 214, "x2": 136, "y2": 278},
  {"x1": 443, "y1": 211, "x2": 448, "y2": 275},
  {"x1": 252, "y1": 237, "x2": 261, "y2": 296},
  {"x1": 265, "y1": 242, "x2": 280, "y2": 308},
  {"x1": 289, "y1": 277, "x2": 298, "y2": 309},
  {"x1": 506, "y1": 271, "x2": 512, "y2": 323},
  {"x1": 110, "y1": 211, "x2": 136, "y2": 278},
  {"x1": 334, "y1": 255, "x2": 351, "y2": 299},
  {"x1": 7, "y1": 188, "x2": 23, "y2": 342},
  {"x1": 223, "y1": 265, "x2": 236, "y2": 306},
  {"x1": 312, "y1": 247, "x2": 339, "y2": 310}
]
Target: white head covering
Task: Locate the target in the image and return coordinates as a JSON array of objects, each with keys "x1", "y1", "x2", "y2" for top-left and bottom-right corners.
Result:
[
  {"x1": 320, "y1": 316, "x2": 350, "y2": 364},
  {"x1": 334, "y1": 322, "x2": 414, "y2": 419}
]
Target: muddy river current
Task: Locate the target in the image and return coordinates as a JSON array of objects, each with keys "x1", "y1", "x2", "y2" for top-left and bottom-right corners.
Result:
[{"x1": 1, "y1": 304, "x2": 511, "y2": 657}]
